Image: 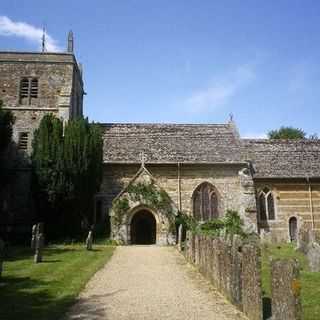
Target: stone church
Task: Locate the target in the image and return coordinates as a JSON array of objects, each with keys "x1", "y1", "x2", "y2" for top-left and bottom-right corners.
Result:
[{"x1": 1, "y1": 33, "x2": 320, "y2": 244}]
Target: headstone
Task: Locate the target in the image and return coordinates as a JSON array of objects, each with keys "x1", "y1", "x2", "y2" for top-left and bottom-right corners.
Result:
[
  {"x1": 271, "y1": 259, "x2": 302, "y2": 320},
  {"x1": 86, "y1": 230, "x2": 93, "y2": 250},
  {"x1": 34, "y1": 223, "x2": 44, "y2": 263},
  {"x1": 31, "y1": 224, "x2": 37, "y2": 250},
  {"x1": 297, "y1": 224, "x2": 315, "y2": 254},
  {"x1": 306, "y1": 242, "x2": 320, "y2": 272},
  {"x1": 34, "y1": 232, "x2": 44, "y2": 263}
]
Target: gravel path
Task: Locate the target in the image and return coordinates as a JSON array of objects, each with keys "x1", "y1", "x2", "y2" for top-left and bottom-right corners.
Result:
[{"x1": 65, "y1": 246, "x2": 247, "y2": 320}]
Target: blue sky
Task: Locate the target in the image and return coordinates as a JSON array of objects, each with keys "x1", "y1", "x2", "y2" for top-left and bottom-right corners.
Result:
[{"x1": 1, "y1": 1, "x2": 320, "y2": 137}]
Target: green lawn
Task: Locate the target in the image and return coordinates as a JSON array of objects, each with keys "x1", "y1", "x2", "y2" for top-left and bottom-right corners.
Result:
[
  {"x1": 261, "y1": 243, "x2": 320, "y2": 320},
  {"x1": 0, "y1": 243, "x2": 115, "y2": 320}
]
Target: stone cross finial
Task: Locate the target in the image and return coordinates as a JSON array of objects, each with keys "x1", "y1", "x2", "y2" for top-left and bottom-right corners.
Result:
[
  {"x1": 67, "y1": 30, "x2": 74, "y2": 53},
  {"x1": 140, "y1": 151, "x2": 147, "y2": 167}
]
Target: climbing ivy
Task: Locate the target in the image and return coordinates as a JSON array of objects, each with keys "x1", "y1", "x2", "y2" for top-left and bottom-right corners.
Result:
[{"x1": 111, "y1": 181, "x2": 175, "y2": 228}]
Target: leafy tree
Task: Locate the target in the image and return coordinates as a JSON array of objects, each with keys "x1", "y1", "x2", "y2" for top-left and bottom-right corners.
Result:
[
  {"x1": 268, "y1": 126, "x2": 306, "y2": 139},
  {"x1": 32, "y1": 114, "x2": 103, "y2": 239},
  {"x1": 0, "y1": 100, "x2": 15, "y2": 186},
  {"x1": 0, "y1": 100, "x2": 14, "y2": 153},
  {"x1": 63, "y1": 118, "x2": 103, "y2": 234}
]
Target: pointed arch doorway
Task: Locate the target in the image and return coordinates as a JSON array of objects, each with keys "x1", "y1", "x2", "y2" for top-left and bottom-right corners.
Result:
[
  {"x1": 289, "y1": 217, "x2": 298, "y2": 242},
  {"x1": 130, "y1": 209, "x2": 156, "y2": 244}
]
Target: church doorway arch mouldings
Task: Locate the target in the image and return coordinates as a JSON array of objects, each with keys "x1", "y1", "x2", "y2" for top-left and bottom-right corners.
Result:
[{"x1": 127, "y1": 206, "x2": 159, "y2": 245}]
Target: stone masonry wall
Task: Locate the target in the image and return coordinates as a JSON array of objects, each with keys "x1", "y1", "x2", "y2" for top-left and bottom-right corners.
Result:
[
  {"x1": 0, "y1": 53, "x2": 84, "y2": 153},
  {"x1": 255, "y1": 181, "x2": 320, "y2": 242},
  {"x1": 98, "y1": 163, "x2": 257, "y2": 233},
  {"x1": 184, "y1": 232, "x2": 303, "y2": 320},
  {"x1": 184, "y1": 232, "x2": 263, "y2": 320}
]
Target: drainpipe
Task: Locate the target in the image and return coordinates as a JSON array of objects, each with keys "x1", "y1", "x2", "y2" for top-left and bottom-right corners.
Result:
[
  {"x1": 307, "y1": 177, "x2": 315, "y2": 230},
  {"x1": 178, "y1": 163, "x2": 182, "y2": 211}
]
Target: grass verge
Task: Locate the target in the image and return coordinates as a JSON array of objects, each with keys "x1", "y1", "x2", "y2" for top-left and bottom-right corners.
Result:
[
  {"x1": 0, "y1": 243, "x2": 115, "y2": 320},
  {"x1": 261, "y1": 243, "x2": 320, "y2": 320}
]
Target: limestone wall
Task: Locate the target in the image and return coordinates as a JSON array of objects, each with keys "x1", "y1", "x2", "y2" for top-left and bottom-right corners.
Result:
[
  {"x1": 0, "y1": 52, "x2": 84, "y2": 153},
  {"x1": 256, "y1": 181, "x2": 320, "y2": 242},
  {"x1": 98, "y1": 163, "x2": 258, "y2": 232},
  {"x1": 184, "y1": 232, "x2": 303, "y2": 320},
  {"x1": 184, "y1": 232, "x2": 263, "y2": 320}
]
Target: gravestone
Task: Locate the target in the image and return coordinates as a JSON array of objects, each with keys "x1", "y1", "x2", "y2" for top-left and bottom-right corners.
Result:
[
  {"x1": 306, "y1": 242, "x2": 320, "y2": 272},
  {"x1": 86, "y1": 230, "x2": 93, "y2": 250},
  {"x1": 34, "y1": 223, "x2": 45, "y2": 263},
  {"x1": 31, "y1": 224, "x2": 37, "y2": 250},
  {"x1": 271, "y1": 259, "x2": 302, "y2": 320}
]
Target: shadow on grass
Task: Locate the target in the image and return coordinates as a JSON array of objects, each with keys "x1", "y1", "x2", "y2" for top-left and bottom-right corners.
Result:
[
  {"x1": 0, "y1": 274, "x2": 120, "y2": 320},
  {"x1": 5, "y1": 246, "x2": 78, "y2": 262},
  {"x1": 0, "y1": 276, "x2": 74, "y2": 320},
  {"x1": 62, "y1": 290, "x2": 126, "y2": 320}
]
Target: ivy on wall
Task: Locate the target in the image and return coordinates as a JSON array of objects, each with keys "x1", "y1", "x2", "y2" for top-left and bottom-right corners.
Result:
[{"x1": 111, "y1": 181, "x2": 175, "y2": 229}]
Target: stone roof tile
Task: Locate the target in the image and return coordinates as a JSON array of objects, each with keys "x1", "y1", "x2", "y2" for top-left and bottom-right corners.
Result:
[
  {"x1": 102, "y1": 123, "x2": 243, "y2": 164},
  {"x1": 243, "y1": 139, "x2": 320, "y2": 178}
]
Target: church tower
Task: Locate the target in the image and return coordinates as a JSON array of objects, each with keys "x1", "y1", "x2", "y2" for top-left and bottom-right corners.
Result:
[{"x1": 0, "y1": 31, "x2": 84, "y2": 153}]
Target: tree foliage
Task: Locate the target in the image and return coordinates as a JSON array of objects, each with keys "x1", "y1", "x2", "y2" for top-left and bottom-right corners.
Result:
[
  {"x1": 0, "y1": 100, "x2": 14, "y2": 153},
  {"x1": 32, "y1": 114, "x2": 103, "y2": 238},
  {"x1": 268, "y1": 126, "x2": 306, "y2": 139},
  {"x1": 177, "y1": 210, "x2": 247, "y2": 238},
  {"x1": 0, "y1": 100, "x2": 15, "y2": 187}
]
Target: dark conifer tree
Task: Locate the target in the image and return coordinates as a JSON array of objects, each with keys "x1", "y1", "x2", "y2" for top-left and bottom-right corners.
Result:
[{"x1": 32, "y1": 114, "x2": 103, "y2": 239}]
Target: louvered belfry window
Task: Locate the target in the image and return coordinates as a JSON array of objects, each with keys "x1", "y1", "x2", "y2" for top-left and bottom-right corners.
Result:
[
  {"x1": 193, "y1": 183, "x2": 219, "y2": 221},
  {"x1": 19, "y1": 77, "x2": 38, "y2": 104},
  {"x1": 18, "y1": 132, "x2": 29, "y2": 150}
]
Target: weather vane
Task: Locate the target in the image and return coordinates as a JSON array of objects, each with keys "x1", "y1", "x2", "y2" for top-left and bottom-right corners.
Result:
[{"x1": 41, "y1": 27, "x2": 46, "y2": 53}]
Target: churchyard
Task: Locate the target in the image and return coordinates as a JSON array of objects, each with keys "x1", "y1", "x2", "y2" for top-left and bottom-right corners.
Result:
[
  {"x1": 0, "y1": 243, "x2": 115, "y2": 320},
  {"x1": 261, "y1": 243, "x2": 320, "y2": 320}
]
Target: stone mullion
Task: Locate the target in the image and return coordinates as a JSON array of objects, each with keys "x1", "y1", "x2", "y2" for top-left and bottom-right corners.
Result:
[{"x1": 28, "y1": 78, "x2": 32, "y2": 105}]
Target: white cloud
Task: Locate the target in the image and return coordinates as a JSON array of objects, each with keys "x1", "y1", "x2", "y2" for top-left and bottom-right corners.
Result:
[
  {"x1": 0, "y1": 16, "x2": 62, "y2": 52},
  {"x1": 185, "y1": 64, "x2": 256, "y2": 113}
]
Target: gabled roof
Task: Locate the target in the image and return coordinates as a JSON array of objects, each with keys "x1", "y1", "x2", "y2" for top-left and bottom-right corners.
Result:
[
  {"x1": 101, "y1": 122, "x2": 320, "y2": 179},
  {"x1": 243, "y1": 139, "x2": 320, "y2": 179},
  {"x1": 101, "y1": 122, "x2": 243, "y2": 164}
]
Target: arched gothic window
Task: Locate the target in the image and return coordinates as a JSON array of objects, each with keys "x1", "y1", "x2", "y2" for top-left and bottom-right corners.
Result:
[
  {"x1": 258, "y1": 188, "x2": 275, "y2": 221},
  {"x1": 193, "y1": 183, "x2": 219, "y2": 221}
]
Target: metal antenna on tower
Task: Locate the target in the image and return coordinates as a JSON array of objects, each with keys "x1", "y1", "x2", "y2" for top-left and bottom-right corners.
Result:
[{"x1": 41, "y1": 27, "x2": 46, "y2": 52}]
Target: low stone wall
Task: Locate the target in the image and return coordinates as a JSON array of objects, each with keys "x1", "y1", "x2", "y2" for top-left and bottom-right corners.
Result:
[
  {"x1": 183, "y1": 231, "x2": 302, "y2": 320},
  {"x1": 184, "y1": 232, "x2": 262, "y2": 319}
]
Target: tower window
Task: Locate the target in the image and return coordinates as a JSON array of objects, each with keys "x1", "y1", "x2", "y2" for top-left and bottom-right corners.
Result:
[
  {"x1": 18, "y1": 132, "x2": 29, "y2": 150},
  {"x1": 19, "y1": 78, "x2": 38, "y2": 104}
]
